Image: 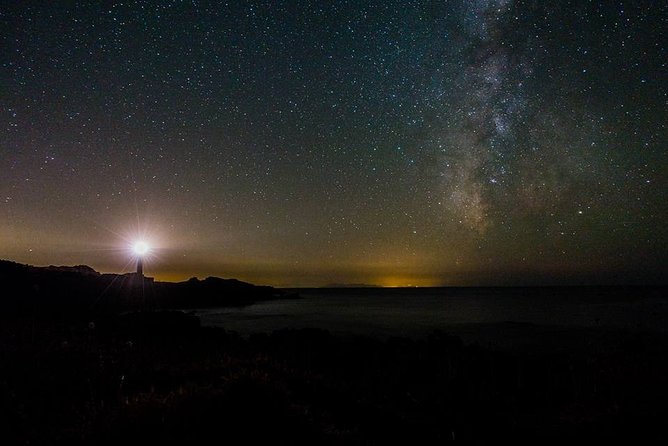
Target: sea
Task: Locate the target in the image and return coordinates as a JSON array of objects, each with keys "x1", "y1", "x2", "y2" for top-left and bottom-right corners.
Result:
[{"x1": 196, "y1": 287, "x2": 668, "y2": 350}]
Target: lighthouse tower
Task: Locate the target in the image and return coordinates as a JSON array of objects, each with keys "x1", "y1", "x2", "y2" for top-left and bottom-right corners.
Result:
[
  {"x1": 133, "y1": 241, "x2": 149, "y2": 277},
  {"x1": 136, "y1": 257, "x2": 144, "y2": 276}
]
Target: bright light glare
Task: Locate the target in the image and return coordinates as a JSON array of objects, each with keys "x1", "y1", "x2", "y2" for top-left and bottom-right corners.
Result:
[{"x1": 133, "y1": 241, "x2": 150, "y2": 256}]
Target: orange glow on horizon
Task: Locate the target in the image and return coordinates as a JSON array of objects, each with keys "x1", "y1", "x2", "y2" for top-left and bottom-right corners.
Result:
[{"x1": 376, "y1": 276, "x2": 442, "y2": 288}]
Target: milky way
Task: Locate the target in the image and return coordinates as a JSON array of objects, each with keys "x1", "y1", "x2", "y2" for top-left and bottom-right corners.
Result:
[
  {"x1": 434, "y1": 1, "x2": 599, "y2": 232},
  {"x1": 1, "y1": 1, "x2": 666, "y2": 285}
]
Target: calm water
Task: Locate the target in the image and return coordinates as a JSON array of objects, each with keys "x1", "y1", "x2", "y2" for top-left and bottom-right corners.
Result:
[{"x1": 196, "y1": 287, "x2": 668, "y2": 345}]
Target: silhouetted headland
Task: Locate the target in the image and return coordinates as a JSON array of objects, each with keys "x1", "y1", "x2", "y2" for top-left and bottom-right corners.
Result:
[{"x1": 0, "y1": 259, "x2": 294, "y2": 317}]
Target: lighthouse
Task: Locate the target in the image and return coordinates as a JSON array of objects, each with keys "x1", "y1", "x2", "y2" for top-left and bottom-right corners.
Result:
[{"x1": 133, "y1": 241, "x2": 149, "y2": 276}]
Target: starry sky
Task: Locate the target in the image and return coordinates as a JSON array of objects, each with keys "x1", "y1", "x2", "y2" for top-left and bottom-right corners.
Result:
[{"x1": 2, "y1": 1, "x2": 666, "y2": 286}]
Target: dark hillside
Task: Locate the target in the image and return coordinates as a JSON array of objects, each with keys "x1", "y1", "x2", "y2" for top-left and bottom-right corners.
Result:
[{"x1": 0, "y1": 260, "x2": 289, "y2": 317}]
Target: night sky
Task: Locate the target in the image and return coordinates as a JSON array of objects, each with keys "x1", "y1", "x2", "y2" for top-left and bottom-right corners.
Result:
[{"x1": 2, "y1": 1, "x2": 666, "y2": 286}]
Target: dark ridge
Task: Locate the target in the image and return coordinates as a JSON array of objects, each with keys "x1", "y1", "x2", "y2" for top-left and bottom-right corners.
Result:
[{"x1": 0, "y1": 259, "x2": 295, "y2": 318}]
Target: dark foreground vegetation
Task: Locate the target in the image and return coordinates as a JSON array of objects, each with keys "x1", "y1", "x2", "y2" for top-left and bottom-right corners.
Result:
[
  {"x1": 2, "y1": 312, "x2": 668, "y2": 445},
  {"x1": 1, "y1": 261, "x2": 667, "y2": 444}
]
